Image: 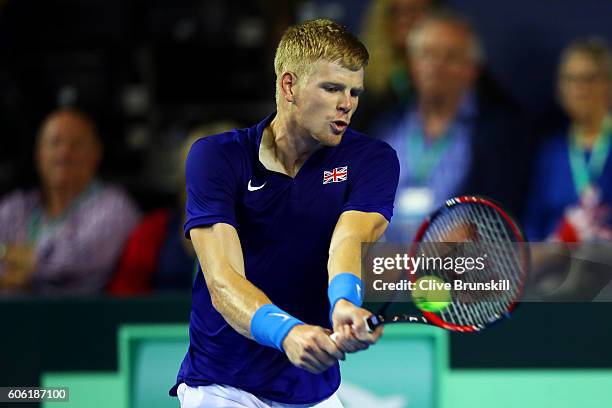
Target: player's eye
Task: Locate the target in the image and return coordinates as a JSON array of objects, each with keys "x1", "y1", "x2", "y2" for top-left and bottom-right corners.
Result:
[{"x1": 323, "y1": 86, "x2": 339, "y2": 93}]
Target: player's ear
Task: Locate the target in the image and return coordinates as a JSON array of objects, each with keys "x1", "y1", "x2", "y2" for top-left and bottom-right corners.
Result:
[{"x1": 279, "y1": 72, "x2": 297, "y2": 103}]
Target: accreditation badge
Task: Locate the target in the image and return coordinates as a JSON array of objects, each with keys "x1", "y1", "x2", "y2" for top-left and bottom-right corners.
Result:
[
  {"x1": 388, "y1": 187, "x2": 435, "y2": 243},
  {"x1": 397, "y1": 187, "x2": 434, "y2": 217}
]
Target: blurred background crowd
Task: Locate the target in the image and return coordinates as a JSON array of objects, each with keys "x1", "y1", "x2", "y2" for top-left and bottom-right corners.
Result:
[{"x1": 1, "y1": 0, "x2": 612, "y2": 297}]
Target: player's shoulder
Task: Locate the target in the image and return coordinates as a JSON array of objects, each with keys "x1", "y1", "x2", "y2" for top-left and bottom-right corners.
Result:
[
  {"x1": 344, "y1": 128, "x2": 395, "y2": 151},
  {"x1": 342, "y1": 128, "x2": 398, "y2": 160},
  {"x1": 188, "y1": 126, "x2": 255, "y2": 162},
  {"x1": 191, "y1": 126, "x2": 250, "y2": 151}
]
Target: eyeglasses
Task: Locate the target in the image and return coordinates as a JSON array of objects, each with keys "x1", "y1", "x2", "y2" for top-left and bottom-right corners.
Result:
[{"x1": 560, "y1": 72, "x2": 608, "y2": 85}]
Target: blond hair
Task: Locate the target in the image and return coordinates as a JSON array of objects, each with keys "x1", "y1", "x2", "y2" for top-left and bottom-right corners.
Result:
[{"x1": 274, "y1": 19, "x2": 368, "y2": 100}]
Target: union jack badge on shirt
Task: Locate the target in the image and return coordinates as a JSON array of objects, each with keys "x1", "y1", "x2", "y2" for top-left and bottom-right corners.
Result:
[{"x1": 323, "y1": 166, "x2": 348, "y2": 184}]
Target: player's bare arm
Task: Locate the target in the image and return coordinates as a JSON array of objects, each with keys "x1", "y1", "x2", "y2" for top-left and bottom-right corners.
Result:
[
  {"x1": 327, "y1": 210, "x2": 388, "y2": 352},
  {"x1": 190, "y1": 223, "x2": 344, "y2": 374},
  {"x1": 190, "y1": 224, "x2": 267, "y2": 337}
]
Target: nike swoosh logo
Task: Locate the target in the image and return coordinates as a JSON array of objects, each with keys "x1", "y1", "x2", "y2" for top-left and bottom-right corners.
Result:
[
  {"x1": 269, "y1": 313, "x2": 290, "y2": 321},
  {"x1": 247, "y1": 180, "x2": 266, "y2": 191},
  {"x1": 356, "y1": 284, "x2": 362, "y2": 299}
]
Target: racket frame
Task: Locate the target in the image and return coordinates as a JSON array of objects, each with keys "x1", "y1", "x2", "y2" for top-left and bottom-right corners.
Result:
[{"x1": 368, "y1": 195, "x2": 529, "y2": 333}]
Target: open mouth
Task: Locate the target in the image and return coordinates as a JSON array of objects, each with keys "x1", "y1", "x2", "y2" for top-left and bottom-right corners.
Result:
[{"x1": 330, "y1": 120, "x2": 348, "y2": 134}]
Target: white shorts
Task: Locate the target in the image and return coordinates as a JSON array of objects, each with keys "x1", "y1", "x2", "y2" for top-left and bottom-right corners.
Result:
[{"x1": 177, "y1": 383, "x2": 344, "y2": 408}]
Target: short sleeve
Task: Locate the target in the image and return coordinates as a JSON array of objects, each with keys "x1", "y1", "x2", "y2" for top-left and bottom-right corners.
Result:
[
  {"x1": 342, "y1": 143, "x2": 400, "y2": 222},
  {"x1": 184, "y1": 138, "x2": 239, "y2": 237}
]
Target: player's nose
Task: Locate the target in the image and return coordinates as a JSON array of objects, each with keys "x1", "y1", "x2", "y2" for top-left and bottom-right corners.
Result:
[{"x1": 337, "y1": 93, "x2": 353, "y2": 113}]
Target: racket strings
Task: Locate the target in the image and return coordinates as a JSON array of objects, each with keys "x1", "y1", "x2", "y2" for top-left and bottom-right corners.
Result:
[
  {"x1": 421, "y1": 225, "x2": 488, "y2": 327},
  {"x1": 451, "y1": 206, "x2": 516, "y2": 325},
  {"x1": 418, "y1": 203, "x2": 525, "y2": 328},
  {"x1": 468, "y1": 205, "x2": 516, "y2": 306},
  {"x1": 472, "y1": 204, "x2": 522, "y2": 309},
  {"x1": 419, "y1": 224, "x2": 475, "y2": 327},
  {"x1": 416, "y1": 222, "x2": 468, "y2": 324}
]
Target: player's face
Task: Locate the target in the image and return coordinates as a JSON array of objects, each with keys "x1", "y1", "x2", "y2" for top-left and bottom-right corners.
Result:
[
  {"x1": 410, "y1": 22, "x2": 477, "y2": 101},
  {"x1": 558, "y1": 52, "x2": 612, "y2": 123},
  {"x1": 293, "y1": 60, "x2": 364, "y2": 146},
  {"x1": 36, "y1": 113, "x2": 101, "y2": 192}
]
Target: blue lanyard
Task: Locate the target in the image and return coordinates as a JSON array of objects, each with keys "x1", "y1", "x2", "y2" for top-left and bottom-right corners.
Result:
[
  {"x1": 568, "y1": 117, "x2": 612, "y2": 196},
  {"x1": 405, "y1": 123, "x2": 454, "y2": 185}
]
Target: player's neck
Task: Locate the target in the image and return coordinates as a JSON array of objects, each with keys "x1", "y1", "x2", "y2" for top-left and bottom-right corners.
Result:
[
  {"x1": 261, "y1": 115, "x2": 320, "y2": 177},
  {"x1": 419, "y1": 95, "x2": 461, "y2": 140}
]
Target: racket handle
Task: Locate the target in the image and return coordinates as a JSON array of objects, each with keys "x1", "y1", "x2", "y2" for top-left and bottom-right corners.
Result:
[
  {"x1": 365, "y1": 314, "x2": 384, "y2": 332},
  {"x1": 330, "y1": 315, "x2": 382, "y2": 341}
]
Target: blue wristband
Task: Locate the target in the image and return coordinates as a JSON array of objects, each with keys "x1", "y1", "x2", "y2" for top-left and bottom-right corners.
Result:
[
  {"x1": 328, "y1": 273, "x2": 363, "y2": 317},
  {"x1": 250, "y1": 304, "x2": 304, "y2": 352}
]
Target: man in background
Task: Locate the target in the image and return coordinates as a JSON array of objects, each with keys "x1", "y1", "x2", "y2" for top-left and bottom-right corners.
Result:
[
  {"x1": 0, "y1": 108, "x2": 140, "y2": 294},
  {"x1": 371, "y1": 10, "x2": 529, "y2": 242}
]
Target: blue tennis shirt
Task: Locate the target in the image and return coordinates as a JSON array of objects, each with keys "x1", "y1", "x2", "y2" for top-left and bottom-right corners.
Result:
[{"x1": 170, "y1": 114, "x2": 399, "y2": 404}]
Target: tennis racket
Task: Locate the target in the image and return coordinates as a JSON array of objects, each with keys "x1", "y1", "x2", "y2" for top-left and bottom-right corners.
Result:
[{"x1": 366, "y1": 195, "x2": 529, "y2": 333}]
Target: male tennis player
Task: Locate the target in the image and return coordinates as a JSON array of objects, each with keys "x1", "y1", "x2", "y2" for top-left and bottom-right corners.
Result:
[{"x1": 170, "y1": 19, "x2": 400, "y2": 407}]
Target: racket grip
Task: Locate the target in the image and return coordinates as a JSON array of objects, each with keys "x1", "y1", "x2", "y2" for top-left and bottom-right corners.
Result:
[
  {"x1": 365, "y1": 314, "x2": 383, "y2": 332},
  {"x1": 331, "y1": 316, "x2": 382, "y2": 340}
]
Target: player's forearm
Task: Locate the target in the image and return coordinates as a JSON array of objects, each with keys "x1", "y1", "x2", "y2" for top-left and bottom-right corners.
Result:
[
  {"x1": 191, "y1": 225, "x2": 308, "y2": 353},
  {"x1": 328, "y1": 211, "x2": 388, "y2": 281},
  {"x1": 328, "y1": 235, "x2": 364, "y2": 280},
  {"x1": 191, "y1": 225, "x2": 279, "y2": 339},
  {"x1": 203, "y1": 264, "x2": 273, "y2": 338}
]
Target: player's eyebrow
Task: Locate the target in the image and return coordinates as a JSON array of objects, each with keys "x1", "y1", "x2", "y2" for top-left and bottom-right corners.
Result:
[
  {"x1": 320, "y1": 82, "x2": 364, "y2": 96},
  {"x1": 351, "y1": 87, "x2": 364, "y2": 97},
  {"x1": 320, "y1": 81, "x2": 345, "y2": 89}
]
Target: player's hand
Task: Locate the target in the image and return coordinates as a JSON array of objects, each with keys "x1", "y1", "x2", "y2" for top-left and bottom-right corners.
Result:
[
  {"x1": 330, "y1": 299, "x2": 383, "y2": 353},
  {"x1": 282, "y1": 324, "x2": 345, "y2": 374}
]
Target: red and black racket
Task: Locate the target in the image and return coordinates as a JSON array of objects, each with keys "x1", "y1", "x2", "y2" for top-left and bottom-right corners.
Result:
[{"x1": 367, "y1": 196, "x2": 529, "y2": 332}]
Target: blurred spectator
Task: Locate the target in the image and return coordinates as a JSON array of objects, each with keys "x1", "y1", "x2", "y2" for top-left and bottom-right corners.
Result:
[
  {"x1": 0, "y1": 108, "x2": 140, "y2": 294},
  {"x1": 108, "y1": 122, "x2": 238, "y2": 295},
  {"x1": 354, "y1": 0, "x2": 438, "y2": 130},
  {"x1": 371, "y1": 10, "x2": 528, "y2": 242},
  {"x1": 525, "y1": 38, "x2": 612, "y2": 242}
]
